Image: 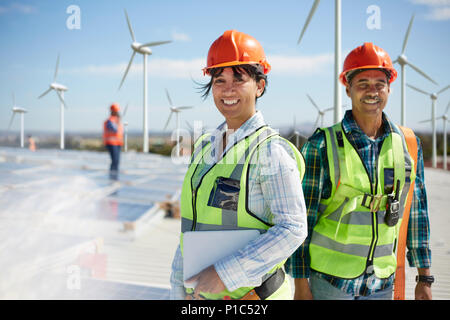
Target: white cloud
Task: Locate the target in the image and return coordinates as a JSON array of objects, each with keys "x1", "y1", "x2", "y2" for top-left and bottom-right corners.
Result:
[
  {"x1": 0, "y1": 2, "x2": 37, "y2": 15},
  {"x1": 425, "y1": 6, "x2": 450, "y2": 20},
  {"x1": 62, "y1": 53, "x2": 333, "y2": 79},
  {"x1": 410, "y1": 0, "x2": 450, "y2": 20},
  {"x1": 268, "y1": 53, "x2": 333, "y2": 75},
  {"x1": 171, "y1": 31, "x2": 191, "y2": 42},
  {"x1": 410, "y1": 0, "x2": 450, "y2": 5},
  {"x1": 63, "y1": 57, "x2": 205, "y2": 79}
]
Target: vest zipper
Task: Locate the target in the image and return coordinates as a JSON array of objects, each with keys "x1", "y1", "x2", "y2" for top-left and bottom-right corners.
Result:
[
  {"x1": 367, "y1": 138, "x2": 385, "y2": 263},
  {"x1": 341, "y1": 125, "x2": 385, "y2": 267}
]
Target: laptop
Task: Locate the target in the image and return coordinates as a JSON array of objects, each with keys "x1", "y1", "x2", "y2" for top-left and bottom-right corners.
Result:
[{"x1": 183, "y1": 229, "x2": 260, "y2": 288}]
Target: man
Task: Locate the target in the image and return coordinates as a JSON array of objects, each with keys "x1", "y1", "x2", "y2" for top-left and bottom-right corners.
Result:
[
  {"x1": 286, "y1": 42, "x2": 433, "y2": 300},
  {"x1": 103, "y1": 103, "x2": 124, "y2": 180}
]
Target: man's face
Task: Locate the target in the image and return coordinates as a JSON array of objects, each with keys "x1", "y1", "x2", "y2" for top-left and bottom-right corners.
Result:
[{"x1": 346, "y1": 69, "x2": 390, "y2": 118}]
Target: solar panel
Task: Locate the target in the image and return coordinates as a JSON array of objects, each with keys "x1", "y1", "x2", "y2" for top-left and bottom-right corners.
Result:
[{"x1": 0, "y1": 146, "x2": 186, "y2": 299}]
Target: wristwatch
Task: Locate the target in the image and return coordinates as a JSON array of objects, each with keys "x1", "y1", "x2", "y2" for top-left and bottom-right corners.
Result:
[{"x1": 415, "y1": 275, "x2": 435, "y2": 285}]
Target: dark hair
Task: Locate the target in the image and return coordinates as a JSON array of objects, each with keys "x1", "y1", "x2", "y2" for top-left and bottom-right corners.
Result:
[{"x1": 197, "y1": 64, "x2": 268, "y2": 101}]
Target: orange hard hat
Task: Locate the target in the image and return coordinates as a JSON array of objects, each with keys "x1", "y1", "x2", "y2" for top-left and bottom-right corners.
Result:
[
  {"x1": 110, "y1": 103, "x2": 120, "y2": 113},
  {"x1": 339, "y1": 42, "x2": 397, "y2": 86},
  {"x1": 203, "y1": 30, "x2": 271, "y2": 76}
]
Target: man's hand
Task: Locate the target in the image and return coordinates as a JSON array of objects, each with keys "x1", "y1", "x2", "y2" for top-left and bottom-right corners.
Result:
[
  {"x1": 415, "y1": 268, "x2": 432, "y2": 300},
  {"x1": 415, "y1": 282, "x2": 432, "y2": 300},
  {"x1": 185, "y1": 265, "x2": 226, "y2": 300},
  {"x1": 294, "y1": 278, "x2": 313, "y2": 300}
]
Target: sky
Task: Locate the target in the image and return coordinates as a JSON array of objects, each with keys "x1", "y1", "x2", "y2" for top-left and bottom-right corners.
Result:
[{"x1": 1, "y1": 0, "x2": 450, "y2": 137}]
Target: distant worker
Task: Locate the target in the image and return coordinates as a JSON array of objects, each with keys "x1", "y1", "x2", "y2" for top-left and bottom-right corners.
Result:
[
  {"x1": 27, "y1": 135, "x2": 36, "y2": 152},
  {"x1": 170, "y1": 30, "x2": 307, "y2": 300},
  {"x1": 103, "y1": 103, "x2": 124, "y2": 180},
  {"x1": 286, "y1": 43, "x2": 433, "y2": 300}
]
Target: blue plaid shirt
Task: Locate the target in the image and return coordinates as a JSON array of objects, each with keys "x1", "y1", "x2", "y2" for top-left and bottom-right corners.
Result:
[{"x1": 286, "y1": 110, "x2": 431, "y2": 297}]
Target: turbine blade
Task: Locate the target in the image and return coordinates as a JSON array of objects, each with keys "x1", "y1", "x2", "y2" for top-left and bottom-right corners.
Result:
[
  {"x1": 402, "y1": 14, "x2": 415, "y2": 54},
  {"x1": 407, "y1": 60, "x2": 438, "y2": 85},
  {"x1": 324, "y1": 107, "x2": 334, "y2": 112},
  {"x1": 437, "y1": 85, "x2": 450, "y2": 95},
  {"x1": 12, "y1": 91, "x2": 15, "y2": 106},
  {"x1": 165, "y1": 88, "x2": 173, "y2": 106},
  {"x1": 54, "y1": 53, "x2": 60, "y2": 81},
  {"x1": 38, "y1": 87, "x2": 52, "y2": 99},
  {"x1": 124, "y1": 9, "x2": 136, "y2": 42},
  {"x1": 176, "y1": 106, "x2": 193, "y2": 110},
  {"x1": 306, "y1": 94, "x2": 320, "y2": 111},
  {"x1": 419, "y1": 119, "x2": 432, "y2": 123},
  {"x1": 123, "y1": 103, "x2": 129, "y2": 118},
  {"x1": 118, "y1": 51, "x2": 136, "y2": 90},
  {"x1": 297, "y1": 0, "x2": 320, "y2": 45},
  {"x1": 392, "y1": 58, "x2": 398, "y2": 64},
  {"x1": 163, "y1": 111, "x2": 174, "y2": 131},
  {"x1": 7, "y1": 113, "x2": 15, "y2": 131},
  {"x1": 406, "y1": 83, "x2": 429, "y2": 96},
  {"x1": 55, "y1": 91, "x2": 67, "y2": 108},
  {"x1": 140, "y1": 40, "x2": 172, "y2": 48},
  {"x1": 446, "y1": 101, "x2": 450, "y2": 114}
]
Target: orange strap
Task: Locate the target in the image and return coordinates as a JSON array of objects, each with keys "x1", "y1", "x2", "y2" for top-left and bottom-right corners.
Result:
[{"x1": 393, "y1": 126, "x2": 418, "y2": 300}]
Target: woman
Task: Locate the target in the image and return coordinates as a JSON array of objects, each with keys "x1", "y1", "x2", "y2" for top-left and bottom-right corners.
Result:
[{"x1": 170, "y1": 30, "x2": 307, "y2": 300}]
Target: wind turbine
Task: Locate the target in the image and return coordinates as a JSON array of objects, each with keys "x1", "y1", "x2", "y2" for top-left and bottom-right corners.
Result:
[
  {"x1": 288, "y1": 115, "x2": 307, "y2": 150},
  {"x1": 7, "y1": 93, "x2": 28, "y2": 148},
  {"x1": 38, "y1": 54, "x2": 68, "y2": 150},
  {"x1": 118, "y1": 9, "x2": 172, "y2": 154},
  {"x1": 298, "y1": 0, "x2": 342, "y2": 123},
  {"x1": 420, "y1": 102, "x2": 450, "y2": 171},
  {"x1": 408, "y1": 84, "x2": 449, "y2": 168},
  {"x1": 163, "y1": 89, "x2": 193, "y2": 157},
  {"x1": 307, "y1": 94, "x2": 334, "y2": 130},
  {"x1": 393, "y1": 14, "x2": 438, "y2": 126}
]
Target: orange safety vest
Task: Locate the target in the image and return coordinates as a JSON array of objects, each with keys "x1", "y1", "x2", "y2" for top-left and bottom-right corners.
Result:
[
  {"x1": 393, "y1": 126, "x2": 419, "y2": 300},
  {"x1": 103, "y1": 116, "x2": 124, "y2": 146}
]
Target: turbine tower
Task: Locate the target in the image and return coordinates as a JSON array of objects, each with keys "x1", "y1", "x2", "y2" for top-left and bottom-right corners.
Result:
[
  {"x1": 420, "y1": 101, "x2": 450, "y2": 171},
  {"x1": 393, "y1": 14, "x2": 438, "y2": 126},
  {"x1": 288, "y1": 115, "x2": 307, "y2": 150},
  {"x1": 163, "y1": 89, "x2": 193, "y2": 157},
  {"x1": 408, "y1": 84, "x2": 449, "y2": 168},
  {"x1": 122, "y1": 103, "x2": 130, "y2": 152},
  {"x1": 307, "y1": 94, "x2": 334, "y2": 130},
  {"x1": 298, "y1": 0, "x2": 342, "y2": 124},
  {"x1": 7, "y1": 93, "x2": 28, "y2": 148},
  {"x1": 118, "y1": 9, "x2": 171, "y2": 153},
  {"x1": 38, "y1": 54, "x2": 68, "y2": 150}
]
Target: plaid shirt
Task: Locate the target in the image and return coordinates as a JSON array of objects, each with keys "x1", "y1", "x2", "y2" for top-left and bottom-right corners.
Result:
[
  {"x1": 170, "y1": 111, "x2": 308, "y2": 299},
  {"x1": 286, "y1": 110, "x2": 431, "y2": 297}
]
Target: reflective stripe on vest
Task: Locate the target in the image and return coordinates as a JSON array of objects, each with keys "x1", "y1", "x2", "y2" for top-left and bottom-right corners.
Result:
[
  {"x1": 180, "y1": 126, "x2": 305, "y2": 299},
  {"x1": 310, "y1": 122, "x2": 416, "y2": 279}
]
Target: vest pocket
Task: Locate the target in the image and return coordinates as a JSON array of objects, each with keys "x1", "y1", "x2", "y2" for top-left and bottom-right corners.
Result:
[{"x1": 207, "y1": 177, "x2": 240, "y2": 211}]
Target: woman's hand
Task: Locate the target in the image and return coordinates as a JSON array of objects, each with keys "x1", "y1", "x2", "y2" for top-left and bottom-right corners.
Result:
[{"x1": 185, "y1": 265, "x2": 226, "y2": 300}]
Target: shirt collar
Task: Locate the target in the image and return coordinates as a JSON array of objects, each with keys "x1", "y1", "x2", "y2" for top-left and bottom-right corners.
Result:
[
  {"x1": 342, "y1": 110, "x2": 397, "y2": 140},
  {"x1": 210, "y1": 111, "x2": 267, "y2": 159}
]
